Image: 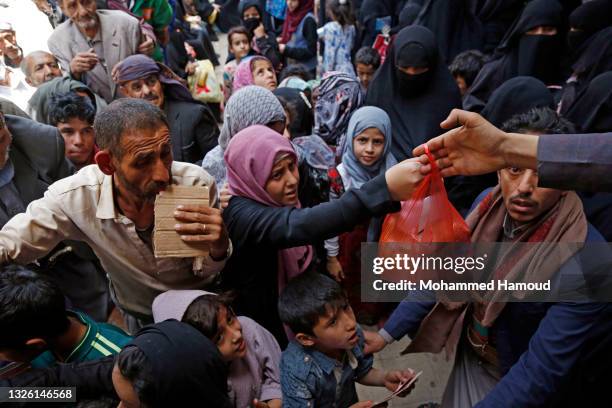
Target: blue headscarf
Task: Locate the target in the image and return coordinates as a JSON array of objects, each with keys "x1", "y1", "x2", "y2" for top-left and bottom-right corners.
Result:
[{"x1": 340, "y1": 106, "x2": 397, "y2": 190}]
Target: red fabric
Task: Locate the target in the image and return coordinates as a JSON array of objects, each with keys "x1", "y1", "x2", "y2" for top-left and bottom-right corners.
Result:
[{"x1": 280, "y1": 0, "x2": 314, "y2": 44}]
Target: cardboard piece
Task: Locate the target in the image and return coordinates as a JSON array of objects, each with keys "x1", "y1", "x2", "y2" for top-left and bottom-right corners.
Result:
[
  {"x1": 153, "y1": 185, "x2": 210, "y2": 258},
  {"x1": 371, "y1": 371, "x2": 422, "y2": 407}
]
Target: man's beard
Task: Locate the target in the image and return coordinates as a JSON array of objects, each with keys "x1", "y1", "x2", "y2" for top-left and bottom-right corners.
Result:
[
  {"x1": 115, "y1": 167, "x2": 172, "y2": 204},
  {"x1": 75, "y1": 15, "x2": 98, "y2": 32}
]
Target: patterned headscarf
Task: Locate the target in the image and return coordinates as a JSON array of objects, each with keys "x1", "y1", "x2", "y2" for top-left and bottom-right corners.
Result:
[
  {"x1": 314, "y1": 72, "x2": 363, "y2": 147},
  {"x1": 219, "y1": 85, "x2": 286, "y2": 150}
]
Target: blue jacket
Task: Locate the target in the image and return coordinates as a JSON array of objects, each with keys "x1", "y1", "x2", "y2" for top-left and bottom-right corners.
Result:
[{"x1": 382, "y1": 192, "x2": 612, "y2": 407}]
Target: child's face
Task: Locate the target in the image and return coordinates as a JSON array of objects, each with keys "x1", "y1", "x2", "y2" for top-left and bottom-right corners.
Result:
[
  {"x1": 252, "y1": 59, "x2": 277, "y2": 90},
  {"x1": 309, "y1": 301, "x2": 358, "y2": 355},
  {"x1": 242, "y1": 6, "x2": 260, "y2": 20},
  {"x1": 229, "y1": 33, "x2": 250, "y2": 60},
  {"x1": 213, "y1": 305, "x2": 247, "y2": 362},
  {"x1": 454, "y1": 74, "x2": 468, "y2": 96},
  {"x1": 353, "y1": 127, "x2": 385, "y2": 167},
  {"x1": 356, "y1": 63, "x2": 376, "y2": 90},
  {"x1": 286, "y1": 0, "x2": 300, "y2": 13}
]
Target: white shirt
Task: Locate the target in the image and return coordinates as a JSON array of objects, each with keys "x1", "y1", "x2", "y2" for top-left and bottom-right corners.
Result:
[{"x1": 0, "y1": 162, "x2": 227, "y2": 317}]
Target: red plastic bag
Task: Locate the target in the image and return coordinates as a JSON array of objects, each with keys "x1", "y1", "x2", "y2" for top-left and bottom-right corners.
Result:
[{"x1": 380, "y1": 148, "x2": 470, "y2": 243}]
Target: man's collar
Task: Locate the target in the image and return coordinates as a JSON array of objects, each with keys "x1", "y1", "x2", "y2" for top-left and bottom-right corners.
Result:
[
  {"x1": 96, "y1": 173, "x2": 117, "y2": 220},
  {"x1": 306, "y1": 346, "x2": 360, "y2": 375},
  {"x1": 503, "y1": 213, "x2": 531, "y2": 240}
]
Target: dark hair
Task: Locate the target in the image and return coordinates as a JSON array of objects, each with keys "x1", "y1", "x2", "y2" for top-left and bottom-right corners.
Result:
[
  {"x1": 327, "y1": 0, "x2": 355, "y2": 27},
  {"x1": 94, "y1": 98, "x2": 169, "y2": 158},
  {"x1": 116, "y1": 346, "x2": 156, "y2": 407},
  {"x1": 501, "y1": 107, "x2": 575, "y2": 135},
  {"x1": 0, "y1": 266, "x2": 70, "y2": 348},
  {"x1": 278, "y1": 272, "x2": 347, "y2": 335},
  {"x1": 182, "y1": 292, "x2": 235, "y2": 340},
  {"x1": 279, "y1": 64, "x2": 312, "y2": 82},
  {"x1": 227, "y1": 26, "x2": 252, "y2": 51},
  {"x1": 355, "y1": 47, "x2": 381, "y2": 69},
  {"x1": 448, "y1": 50, "x2": 486, "y2": 88},
  {"x1": 48, "y1": 92, "x2": 96, "y2": 127}
]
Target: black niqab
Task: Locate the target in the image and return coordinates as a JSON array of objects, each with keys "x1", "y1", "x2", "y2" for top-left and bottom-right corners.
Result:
[
  {"x1": 366, "y1": 25, "x2": 461, "y2": 161},
  {"x1": 129, "y1": 320, "x2": 231, "y2": 408},
  {"x1": 565, "y1": 71, "x2": 612, "y2": 133},
  {"x1": 566, "y1": 0, "x2": 612, "y2": 61},
  {"x1": 463, "y1": 0, "x2": 563, "y2": 110},
  {"x1": 481, "y1": 76, "x2": 554, "y2": 128}
]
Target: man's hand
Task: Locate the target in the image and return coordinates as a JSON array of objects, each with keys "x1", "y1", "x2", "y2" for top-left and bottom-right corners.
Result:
[
  {"x1": 213, "y1": 3, "x2": 222, "y2": 12},
  {"x1": 254, "y1": 23, "x2": 266, "y2": 38},
  {"x1": 69, "y1": 48, "x2": 98, "y2": 77},
  {"x1": 173, "y1": 205, "x2": 229, "y2": 259},
  {"x1": 138, "y1": 35, "x2": 155, "y2": 56},
  {"x1": 253, "y1": 398, "x2": 281, "y2": 408},
  {"x1": 326, "y1": 256, "x2": 344, "y2": 282},
  {"x1": 384, "y1": 369, "x2": 416, "y2": 396},
  {"x1": 413, "y1": 109, "x2": 538, "y2": 177},
  {"x1": 363, "y1": 331, "x2": 387, "y2": 355},
  {"x1": 278, "y1": 43, "x2": 286, "y2": 54},
  {"x1": 385, "y1": 158, "x2": 428, "y2": 201}
]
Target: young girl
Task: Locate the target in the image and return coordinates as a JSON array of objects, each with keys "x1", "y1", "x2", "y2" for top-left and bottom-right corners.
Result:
[
  {"x1": 233, "y1": 56, "x2": 278, "y2": 92},
  {"x1": 152, "y1": 290, "x2": 283, "y2": 408},
  {"x1": 240, "y1": 0, "x2": 283, "y2": 71},
  {"x1": 325, "y1": 106, "x2": 397, "y2": 324},
  {"x1": 278, "y1": 0, "x2": 318, "y2": 78},
  {"x1": 223, "y1": 26, "x2": 254, "y2": 100},
  {"x1": 318, "y1": 0, "x2": 357, "y2": 76}
]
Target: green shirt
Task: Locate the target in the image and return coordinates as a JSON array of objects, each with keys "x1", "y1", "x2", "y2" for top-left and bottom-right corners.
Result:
[
  {"x1": 31, "y1": 311, "x2": 131, "y2": 368},
  {"x1": 131, "y1": 0, "x2": 173, "y2": 62}
]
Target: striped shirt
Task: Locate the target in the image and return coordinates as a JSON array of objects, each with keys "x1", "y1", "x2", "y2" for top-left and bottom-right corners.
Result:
[{"x1": 31, "y1": 311, "x2": 131, "y2": 368}]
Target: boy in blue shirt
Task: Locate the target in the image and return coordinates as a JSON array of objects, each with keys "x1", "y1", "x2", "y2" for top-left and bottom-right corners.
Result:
[
  {"x1": 278, "y1": 272, "x2": 416, "y2": 407},
  {"x1": 0, "y1": 266, "x2": 130, "y2": 374}
]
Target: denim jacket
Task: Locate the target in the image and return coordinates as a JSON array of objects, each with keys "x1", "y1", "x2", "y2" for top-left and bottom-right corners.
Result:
[{"x1": 280, "y1": 326, "x2": 373, "y2": 407}]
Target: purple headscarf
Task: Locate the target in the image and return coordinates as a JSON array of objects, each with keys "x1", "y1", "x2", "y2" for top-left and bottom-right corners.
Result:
[
  {"x1": 113, "y1": 54, "x2": 194, "y2": 103},
  {"x1": 224, "y1": 125, "x2": 313, "y2": 289}
]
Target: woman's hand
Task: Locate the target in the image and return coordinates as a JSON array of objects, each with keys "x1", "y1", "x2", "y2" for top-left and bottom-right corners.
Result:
[
  {"x1": 326, "y1": 256, "x2": 344, "y2": 282},
  {"x1": 385, "y1": 158, "x2": 427, "y2": 201},
  {"x1": 254, "y1": 23, "x2": 266, "y2": 38}
]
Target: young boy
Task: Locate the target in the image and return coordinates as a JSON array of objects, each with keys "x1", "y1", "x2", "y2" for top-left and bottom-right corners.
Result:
[
  {"x1": 48, "y1": 92, "x2": 97, "y2": 170},
  {"x1": 354, "y1": 47, "x2": 381, "y2": 93},
  {"x1": 0, "y1": 266, "x2": 131, "y2": 371},
  {"x1": 278, "y1": 272, "x2": 416, "y2": 407},
  {"x1": 448, "y1": 49, "x2": 486, "y2": 96},
  {"x1": 224, "y1": 26, "x2": 254, "y2": 100}
]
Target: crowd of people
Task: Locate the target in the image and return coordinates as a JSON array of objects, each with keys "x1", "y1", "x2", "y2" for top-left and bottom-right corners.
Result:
[{"x1": 0, "y1": 0, "x2": 611, "y2": 407}]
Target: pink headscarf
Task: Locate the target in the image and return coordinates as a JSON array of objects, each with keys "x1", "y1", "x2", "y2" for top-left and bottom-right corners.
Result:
[
  {"x1": 225, "y1": 125, "x2": 313, "y2": 290},
  {"x1": 232, "y1": 56, "x2": 269, "y2": 93}
]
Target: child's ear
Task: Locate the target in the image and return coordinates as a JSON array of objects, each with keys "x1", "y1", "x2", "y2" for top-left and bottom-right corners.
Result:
[{"x1": 295, "y1": 333, "x2": 315, "y2": 347}]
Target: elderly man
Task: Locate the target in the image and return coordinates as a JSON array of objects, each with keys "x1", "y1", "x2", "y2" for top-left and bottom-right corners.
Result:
[
  {"x1": 0, "y1": 110, "x2": 109, "y2": 321},
  {"x1": 21, "y1": 51, "x2": 62, "y2": 87},
  {"x1": 114, "y1": 54, "x2": 219, "y2": 163},
  {"x1": 0, "y1": 21, "x2": 32, "y2": 111},
  {"x1": 0, "y1": 20, "x2": 23, "y2": 68},
  {"x1": 367, "y1": 108, "x2": 612, "y2": 407},
  {"x1": 48, "y1": 0, "x2": 152, "y2": 103},
  {"x1": 0, "y1": 98, "x2": 230, "y2": 333}
]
